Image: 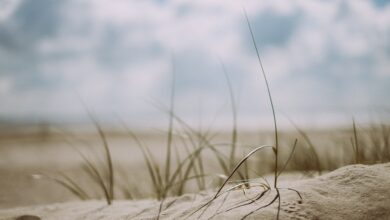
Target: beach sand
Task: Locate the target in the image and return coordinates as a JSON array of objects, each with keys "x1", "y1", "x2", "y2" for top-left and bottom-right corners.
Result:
[{"x1": 1, "y1": 163, "x2": 389, "y2": 220}]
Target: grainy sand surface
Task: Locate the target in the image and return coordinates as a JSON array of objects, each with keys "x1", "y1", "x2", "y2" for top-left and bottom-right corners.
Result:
[{"x1": 1, "y1": 163, "x2": 390, "y2": 220}]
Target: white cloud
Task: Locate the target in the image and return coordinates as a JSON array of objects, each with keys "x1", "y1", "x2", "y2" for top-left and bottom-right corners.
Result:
[
  {"x1": 0, "y1": 0, "x2": 389, "y2": 127},
  {"x1": 0, "y1": 76, "x2": 12, "y2": 94},
  {"x1": 0, "y1": 0, "x2": 22, "y2": 23}
]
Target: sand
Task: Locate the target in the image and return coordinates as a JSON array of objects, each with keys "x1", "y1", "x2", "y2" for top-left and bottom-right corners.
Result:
[{"x1": 1, "y1": 163, "x2": 390, "y2": 220}]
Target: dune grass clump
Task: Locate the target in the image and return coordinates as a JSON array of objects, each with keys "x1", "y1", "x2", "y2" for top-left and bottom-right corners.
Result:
[
  {"x1": 48, "y1": 113, "x2": 115, "y2": 205},
  {"x1": 347, "y1": 120, "x2": 390, "y2": 165},
  {"x1": 49, "y1": 8, "x2": 303, "y2": 219},
  {"x1": 49, "y1": 67, "x2": 249, "y2": 208},
  {"x1": 186, "y1": 9, "x2": 303, "y2": 220},
  {"x1": 131, "y1": 57, "x2": 232, "y2": 202}
]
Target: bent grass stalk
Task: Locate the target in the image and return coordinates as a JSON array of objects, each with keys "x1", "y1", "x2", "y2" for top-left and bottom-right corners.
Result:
[
  {"x1": 211, "y1": 145, "x2": 274, "y2": 200},
  {"x1": 187, "y1": 145, "x2": 274, "y2": 218},
  {"x1": 189, "y1": 139, "x2": 298, "y2": 219},
  {"x1": 49, "y1": 113, "x2": 114, "y2": 205}
]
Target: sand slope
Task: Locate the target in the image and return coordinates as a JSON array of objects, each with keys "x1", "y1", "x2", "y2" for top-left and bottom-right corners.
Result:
[{"x1": 1, "y1": 163, "x2": 390, "y2": 220}]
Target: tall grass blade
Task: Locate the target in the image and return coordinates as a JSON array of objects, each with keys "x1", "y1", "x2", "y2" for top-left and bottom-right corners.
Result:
[
  {"x1": 244, "y1": 9, "x2": 279, "y2": 187},
  {"x1": 165, "y1": 54, "x2": 176, "y2": 184},
  {"x1": 220, "y1": 60, "x2": 239, "y2": 171}
]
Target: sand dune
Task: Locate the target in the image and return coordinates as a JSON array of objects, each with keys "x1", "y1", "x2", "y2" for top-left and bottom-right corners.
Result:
[{"x1": 1, "y1": 163, "x2": 389, "y2": 220}]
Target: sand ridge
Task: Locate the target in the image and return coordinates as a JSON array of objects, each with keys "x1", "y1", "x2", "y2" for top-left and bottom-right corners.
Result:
[{"x1": 1, "y1": 163, "x2": 390, "y2": 220}]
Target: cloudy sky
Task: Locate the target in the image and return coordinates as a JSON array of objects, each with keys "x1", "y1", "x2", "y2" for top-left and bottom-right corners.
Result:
[{"x1": 0, "y1": 0, "x2": 389, "y2": 129}]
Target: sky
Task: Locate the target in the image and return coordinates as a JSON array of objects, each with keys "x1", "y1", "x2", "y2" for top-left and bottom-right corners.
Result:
[{"x1": 0, "y1": 0, "x2": 389, "y2": 129}]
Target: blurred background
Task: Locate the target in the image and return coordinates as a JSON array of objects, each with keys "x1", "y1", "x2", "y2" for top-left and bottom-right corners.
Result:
[
  {"x1": 0, "y1": 0, "x2": 389, "y2": 130},
  {"x1": 0, "y1": 0, "x2": 390, "y2": 210}
]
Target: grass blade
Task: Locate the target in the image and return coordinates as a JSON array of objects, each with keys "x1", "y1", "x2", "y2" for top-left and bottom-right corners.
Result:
[
  {"x1": 243, "y1": 8, "x2": 279, "y2": 187},
  {"x1": 45, "y1": 174, "x2": 88, "y2": 200},
  {"x1": 165, "y1": 54, "x2": 176, "y2": 184},
  {"x1": 277, "y1": 139, "x2": 298, "y2": 177},
  {"x1": 352, "y1": 118, "x2": 360, "y2": 163},
  {"x1": 212, "y1": 145, "x2": 274, "y2": 199},
  {"x1": 220, "y1": 60, "x2": 239, "y2": 171}
]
